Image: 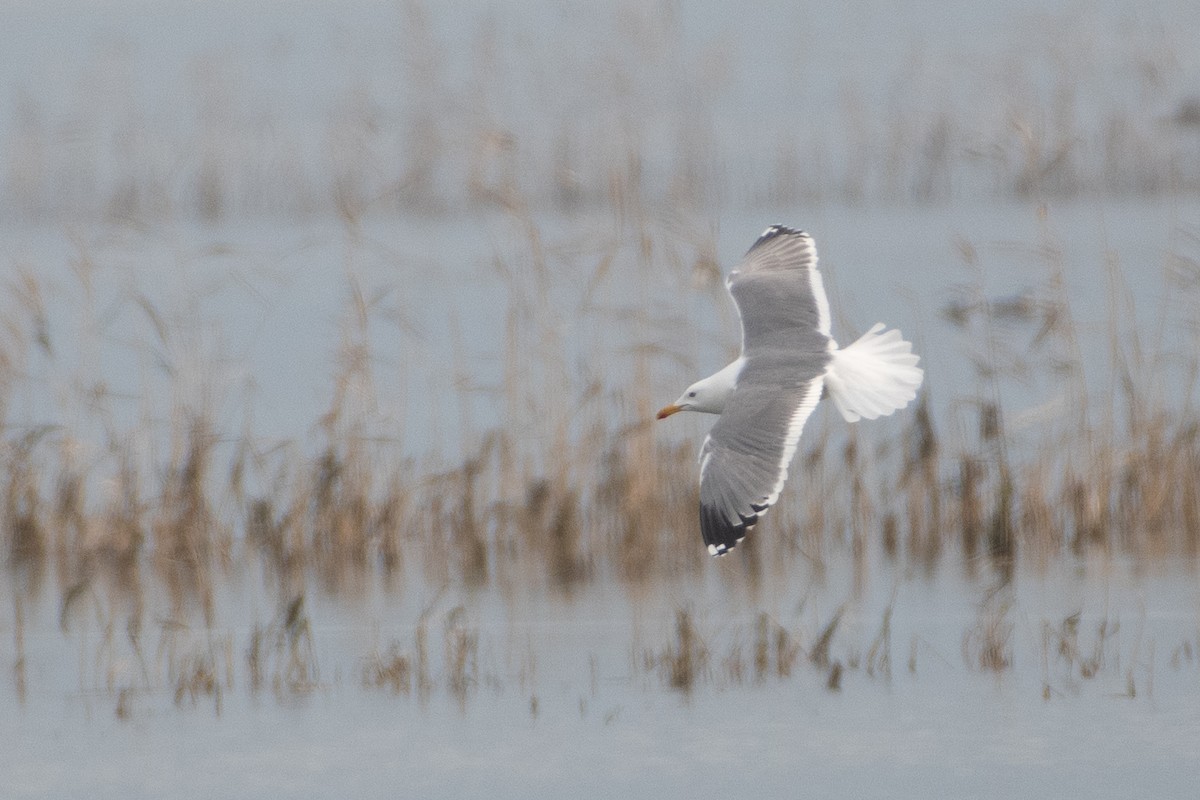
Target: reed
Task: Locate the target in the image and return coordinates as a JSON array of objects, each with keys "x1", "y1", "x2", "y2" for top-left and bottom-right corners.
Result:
[
  {"x1": 666, "y1": 607, "x2": 705, "y2": 693},
  {"x1": 362, "y1": 641, "x2": 412, "y2": 695},
  {"x1": 3, "y1": 5, "x2": 1200, "y2": 717},
  {"x1": 1, "y1": 203, "x2": 1198, "y2": 712},
  {"x1": 443, "y1": 605, "x2": 479, "y2": 709},
  {"x1": 963, "y1": 585, "x2": 1014, "y2": 673},
  {"x1": 809, "y1": 605, "x2": 845, "y2": 670},
  {"x1": 1, "y1": 202, "x2": 1198, "y2": 713},
  {"x1": 245, "y1": 595, "x2": 320, "y2": 701}
]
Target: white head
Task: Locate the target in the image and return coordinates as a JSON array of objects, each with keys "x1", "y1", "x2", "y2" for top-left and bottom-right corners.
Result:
[{"x1": 656, "y1": 359, "x2": 742, "y2": 419}]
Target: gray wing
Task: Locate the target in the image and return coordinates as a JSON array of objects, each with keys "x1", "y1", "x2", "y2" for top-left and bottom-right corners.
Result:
[
  {"x1": 728, "y1": 225, "x2": 831, "y2": 347},
  {"x1": 699, "y1": 226, "x2": 833, "y2": 555}
]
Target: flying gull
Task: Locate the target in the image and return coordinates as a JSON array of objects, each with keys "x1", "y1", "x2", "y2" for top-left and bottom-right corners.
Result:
[{"x1": 657, "y1": 225, "x2": 924, "y2": 556}]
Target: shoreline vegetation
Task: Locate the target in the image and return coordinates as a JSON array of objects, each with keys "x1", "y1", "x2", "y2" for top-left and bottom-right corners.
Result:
[
  {"x1": 2, "y1": 3, "x2": 1199, "y2": 717},
  {"x1": 3, "y1": 199, "x2": 1197, "y2": 716}
]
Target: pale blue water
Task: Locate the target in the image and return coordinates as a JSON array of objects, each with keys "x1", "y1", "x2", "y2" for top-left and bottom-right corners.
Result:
[
  {"x1": 5, "y1": 557, "x2": 1199, "y2": 799},
  {"x1": 5, "y1": 0, "x2": 1200, "y2": 219},
  {"x1": 3, "y1": 3, "x2": 1200, "y2": 798},
  {"x1": 4, "y1": 196, "x2": 1197, "y2": 465}
]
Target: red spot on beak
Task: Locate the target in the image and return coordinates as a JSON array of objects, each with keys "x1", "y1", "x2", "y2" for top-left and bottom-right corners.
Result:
[{"x1": 656, "y1": 404, "x2": 682, "y2": 420}]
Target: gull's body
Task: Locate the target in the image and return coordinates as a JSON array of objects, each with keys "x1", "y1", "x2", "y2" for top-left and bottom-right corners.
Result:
[{"x1": 657, "y1": 226, "x2": 923, "y2": 556}]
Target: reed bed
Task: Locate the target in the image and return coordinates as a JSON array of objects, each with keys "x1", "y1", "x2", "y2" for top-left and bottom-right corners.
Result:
[
  {"x1": 1, "y1": 205, "x2": 1198, "y2": 715},
  {"x1": 4, "y1": 2, "x2": 1200, "y2": 716}
]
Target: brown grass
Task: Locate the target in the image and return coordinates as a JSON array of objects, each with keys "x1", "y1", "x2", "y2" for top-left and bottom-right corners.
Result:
[
  {"x1": 661, "y1": 608, "x2": 706, "y2": 694},
  {"x1": 2, "y1": 5, "x2": 1200, "y2": 715},
  {"x1": 246, "y1": 595, "x2": 320, "y2": 701},
  {"x1": 0, "y1": 203, "x2": 1196, "y2": 713},
  {"x1": 362, "y1": 641, "x2": 413, "y2": 695},
  {"x1": 963, "y1": 586, "x2": 1014, "y2": 673},
  {"x1": 1, "y1": 205, "x2": 1199, "y2": 711}
]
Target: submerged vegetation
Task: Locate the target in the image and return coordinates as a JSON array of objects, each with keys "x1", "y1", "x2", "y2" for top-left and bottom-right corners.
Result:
[{"x1": 2, "y1": 3, "x2": 1200, "y2": 718}]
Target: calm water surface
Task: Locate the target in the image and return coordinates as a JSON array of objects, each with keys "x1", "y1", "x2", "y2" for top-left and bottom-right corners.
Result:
[{"x1": 3, "y1": 3, "x2": 1200, "y2": 798}]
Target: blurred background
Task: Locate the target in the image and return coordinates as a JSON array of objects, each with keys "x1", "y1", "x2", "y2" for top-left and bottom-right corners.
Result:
[{"x1": 3, "y1": 2, "x2": 1200, "y2": 798}]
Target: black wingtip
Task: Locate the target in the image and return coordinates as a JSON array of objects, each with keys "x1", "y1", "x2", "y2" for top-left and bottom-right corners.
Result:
[
  {"x1": 747, "y1": 224, "x2": 808, "y2": 254},
  {"x1": 700, "y1": 503, "x2": 757, "y2": 557}
]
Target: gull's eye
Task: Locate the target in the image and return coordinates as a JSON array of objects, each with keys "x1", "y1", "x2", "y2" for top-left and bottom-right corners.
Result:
[{"x1": 687, "y1": 391, "x2": 697, "y2": 398}]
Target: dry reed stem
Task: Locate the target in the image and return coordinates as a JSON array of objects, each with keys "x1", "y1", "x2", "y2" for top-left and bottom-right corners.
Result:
[{"x1": 963, "y1": 586, "x2": 1014, "y2": 673}]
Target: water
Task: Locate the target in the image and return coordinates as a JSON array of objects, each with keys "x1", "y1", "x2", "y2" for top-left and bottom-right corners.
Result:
[
  {"x1": 6, "y1": 558, "x2": 1199, "y2": 798},
  {"x1": 11, "y1": 688, "x2": 1200, "y2": 798},
  {"x1": 4, "y1": 2, "x2": 1200, "y2": 798},
  {"x1": 4, "y1": 196, "x2": 1197, "y2": 465}
]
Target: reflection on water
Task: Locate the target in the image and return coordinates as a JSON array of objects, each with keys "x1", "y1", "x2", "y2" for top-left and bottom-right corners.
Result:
[{"x1": 6, "y1": 545, "x2": 1200, "y2": 798}]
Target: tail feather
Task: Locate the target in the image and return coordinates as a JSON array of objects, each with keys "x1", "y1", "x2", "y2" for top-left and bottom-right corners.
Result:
[{"x1": 825, "y1": 323, "x2": 923, "y2": 423}]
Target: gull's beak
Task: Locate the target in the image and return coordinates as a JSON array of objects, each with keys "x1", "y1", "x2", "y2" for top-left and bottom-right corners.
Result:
[{"x1": 656, "y1": 403, "x2": 683, "y2": 420}]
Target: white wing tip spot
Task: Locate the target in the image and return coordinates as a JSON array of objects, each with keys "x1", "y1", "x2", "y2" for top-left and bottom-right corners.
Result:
[
  {"x1": 750, "y1": 225, "x2": 811, "y2": 253},
  {"x1": 758, "y1": 224, "x2": 808, "y2": 239},
  {"x1": 707, "y1": 535, "x2": 746, "y2": 557}
]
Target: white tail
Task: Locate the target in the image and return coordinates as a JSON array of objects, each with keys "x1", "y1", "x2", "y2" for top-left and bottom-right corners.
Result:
[{"x1": 825, "y1": 323, "x2": 923, "y2": 423}]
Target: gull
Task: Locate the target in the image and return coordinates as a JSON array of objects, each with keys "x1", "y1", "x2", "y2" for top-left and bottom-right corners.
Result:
[{"x1": 656, "y1": 225, "x2": 923, "y2": 556}]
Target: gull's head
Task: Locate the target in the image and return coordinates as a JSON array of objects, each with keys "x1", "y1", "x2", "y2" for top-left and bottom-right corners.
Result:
[{"x1": 656, "y1": 372, "x2": 733, "y2": 419}]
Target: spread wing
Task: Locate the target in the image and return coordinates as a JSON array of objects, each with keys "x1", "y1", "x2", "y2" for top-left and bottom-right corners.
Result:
[{"x1": 699, "y1": 226, "x2": 832, "y2": 555}]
